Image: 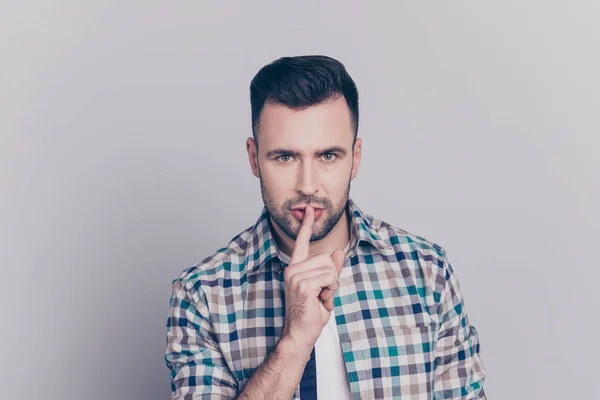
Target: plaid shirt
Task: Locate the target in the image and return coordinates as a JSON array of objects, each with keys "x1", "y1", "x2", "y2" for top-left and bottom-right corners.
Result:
[{"x1": 165, "y1": 197, "x2": 486, "y2": 399}]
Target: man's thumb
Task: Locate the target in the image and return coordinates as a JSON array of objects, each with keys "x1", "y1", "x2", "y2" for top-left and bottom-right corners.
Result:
[{"x1": 331, "y1": 249, "x2": 346, "y2": 275}]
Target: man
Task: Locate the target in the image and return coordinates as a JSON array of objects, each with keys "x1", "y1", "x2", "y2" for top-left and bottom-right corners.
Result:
[{"x1": 165, "y1": 55, "x2": 486, "y2": 399}]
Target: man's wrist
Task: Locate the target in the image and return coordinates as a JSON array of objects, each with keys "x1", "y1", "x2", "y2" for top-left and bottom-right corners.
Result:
[{"x1": 277, "y1": 334, "x2": 313, "y2": 364}]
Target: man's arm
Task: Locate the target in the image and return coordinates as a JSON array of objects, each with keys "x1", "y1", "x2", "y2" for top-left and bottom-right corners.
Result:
[
  {"x1": 165, "y1": 278, "x2": 312, "y2": 400},
  {"x1": 433, "y1": 248, "x2": 487, "y2": 399},
  {"x1": 235, "y1": 336, "x2": 311, "y2": 399},
  {"x1": 165, "y1": 279, "x2": 238, "y2": 399}
]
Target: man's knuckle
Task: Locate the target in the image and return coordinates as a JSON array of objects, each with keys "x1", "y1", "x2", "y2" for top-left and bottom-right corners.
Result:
[{"x1": 297, "y1": 280, "x2": 309, "y2": 293}]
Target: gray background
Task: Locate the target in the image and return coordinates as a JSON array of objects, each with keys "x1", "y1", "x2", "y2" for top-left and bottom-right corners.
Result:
[{"x1": 1, "y1": 1, "x2": 598, "y2": 399}]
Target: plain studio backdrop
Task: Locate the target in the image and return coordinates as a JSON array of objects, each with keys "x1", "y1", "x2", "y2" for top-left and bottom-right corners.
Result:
[{"x1": 1, "y1": 2, "x2": 598, "y2": 399}]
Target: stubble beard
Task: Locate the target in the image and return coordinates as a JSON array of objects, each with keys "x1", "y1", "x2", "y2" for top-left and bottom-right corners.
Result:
[{"x1": 259, "y1": 176, "x2": 352, "y2": 242}]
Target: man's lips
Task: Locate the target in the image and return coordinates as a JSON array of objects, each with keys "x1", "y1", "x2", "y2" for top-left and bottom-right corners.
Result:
[{"x1": 291, "y1": 208, "x2": 324, "y2": 221}]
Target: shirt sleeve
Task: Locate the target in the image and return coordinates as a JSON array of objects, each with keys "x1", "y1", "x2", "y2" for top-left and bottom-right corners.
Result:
[
  {"x1": 165, "y1": 278, "x2": 239, "y2": 400},
  {"x1": 433, "y1": 248, "x2": 487, "y2": 399}
]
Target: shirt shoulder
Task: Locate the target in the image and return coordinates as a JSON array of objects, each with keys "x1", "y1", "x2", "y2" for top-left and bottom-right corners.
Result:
[
  {"x1": 171, "y1": 224, "x2": 256, "y2": 296},
  {"x1": 365, "y1": 212, "x2": 451, "y2": 300},
  {"x1": 366, "y1": 212, "x2": 448, "y2": 260}
]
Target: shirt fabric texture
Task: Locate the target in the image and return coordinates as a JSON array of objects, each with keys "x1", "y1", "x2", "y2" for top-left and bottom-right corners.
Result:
[{"x1": 165, "y1": 197, "x2": 487, "y2": 399}]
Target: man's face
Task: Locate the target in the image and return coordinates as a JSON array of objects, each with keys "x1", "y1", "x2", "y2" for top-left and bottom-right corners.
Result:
[{"x1": 247, "y1": 95, "x2": 362, "y2": 242}]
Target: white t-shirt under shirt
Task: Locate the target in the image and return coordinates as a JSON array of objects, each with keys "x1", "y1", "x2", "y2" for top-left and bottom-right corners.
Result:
[
  {"x1": 279, "y1": 243, "x2": 353, "y2": 399},
  {"x1": 314, "y1": 307, "x2": 353, "y2": 399}
]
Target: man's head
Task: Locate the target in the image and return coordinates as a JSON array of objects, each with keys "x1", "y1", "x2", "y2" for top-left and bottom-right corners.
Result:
[{"x1": 246, "y1": 55, "x2": 362, "y2": 242}]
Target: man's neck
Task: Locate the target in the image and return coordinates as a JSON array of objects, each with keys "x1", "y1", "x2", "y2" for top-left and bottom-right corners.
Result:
[{"x1": 269, "y1": 210, "x2": 351, "y2": 260}]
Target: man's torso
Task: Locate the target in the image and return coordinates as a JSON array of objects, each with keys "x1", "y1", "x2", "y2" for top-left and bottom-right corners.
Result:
[{"x1": 173, "y1": 198, "x2": 449, "y2": 399}]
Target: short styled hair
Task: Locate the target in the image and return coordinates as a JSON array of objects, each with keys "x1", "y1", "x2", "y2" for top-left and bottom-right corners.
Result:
[{"x1": 249, "y1": 55, "x2": 359, "y2": 148}]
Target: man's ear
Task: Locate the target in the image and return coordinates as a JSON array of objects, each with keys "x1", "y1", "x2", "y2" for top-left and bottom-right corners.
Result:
[
  {"x1": 246, "y1": 137, "x2": 260, "y2": 178},
  {"x1": 350, "y1": 137, "x2": 362, "y2": 180}
]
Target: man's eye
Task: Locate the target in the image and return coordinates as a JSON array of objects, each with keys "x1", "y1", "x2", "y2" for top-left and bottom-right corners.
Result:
[
  {"x1": 277, "y1": 155, "x2": 293, "y2": 163},
  {"x1": 322, "y1": 153, "x2": 337, "y2": 162}
]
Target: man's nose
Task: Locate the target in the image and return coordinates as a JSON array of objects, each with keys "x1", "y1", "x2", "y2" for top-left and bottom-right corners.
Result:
[{"x1": 295, "y1": 161, "x2": 319, "y2": 195}]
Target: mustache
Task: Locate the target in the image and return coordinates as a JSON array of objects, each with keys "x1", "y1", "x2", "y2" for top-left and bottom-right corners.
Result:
[{"x1": 286, "y1": 198, "x2": 333, "y2": 210}]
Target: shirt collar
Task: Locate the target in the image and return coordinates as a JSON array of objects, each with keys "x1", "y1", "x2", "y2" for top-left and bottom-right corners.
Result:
[{"x1": 244, "y1": 197, "x2": 390, "y2": 276}]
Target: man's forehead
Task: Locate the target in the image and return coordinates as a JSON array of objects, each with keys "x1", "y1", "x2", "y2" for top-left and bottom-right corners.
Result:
[
  {"x1": 261, "y1": 135, "x2": 351, "y2": 152},
  {"x1": 258, "y1": 105, "x2": 353, "y2": 149}
]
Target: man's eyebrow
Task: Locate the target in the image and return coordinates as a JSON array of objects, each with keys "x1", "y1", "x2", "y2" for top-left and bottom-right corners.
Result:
[{"x1": 265, "y1": 146, "x2": 348, "y2": 158}]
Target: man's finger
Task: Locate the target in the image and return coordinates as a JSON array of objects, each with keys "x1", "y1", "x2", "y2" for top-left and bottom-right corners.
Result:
[
  {"x1": 323, "y1": 296, "x2": 335, "y2": 312},
  {"x1": 321, "y1": 289, "x2": 336, "y2": 311},
  {"x1": 318, "y1": 278, "x2": 338, "y2": 311},
  {"x1": 290, "y1": 205, "x2": 314, "y2": 264},
  {"x1": 319, "y1": 249, "x2": 346, "y2": 310}
]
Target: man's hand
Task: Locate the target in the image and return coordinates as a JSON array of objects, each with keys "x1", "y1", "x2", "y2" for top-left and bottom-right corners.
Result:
[
  {"x1": 281, "y1": 205, "x2": 346, "y2": 353},
  {"x1": 235, "y1": 205, "x2": 347, "y2": 399}
]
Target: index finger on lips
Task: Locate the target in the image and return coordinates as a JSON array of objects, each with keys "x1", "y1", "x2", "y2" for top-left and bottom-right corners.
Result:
[{"x1": 290, "y1": 205, "x2": 314, "y2": 265}]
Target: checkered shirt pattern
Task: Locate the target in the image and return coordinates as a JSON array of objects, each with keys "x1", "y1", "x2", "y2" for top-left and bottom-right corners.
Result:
[{"x1": 165, "y1": 197, "x2": 486, "y2": 399}]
